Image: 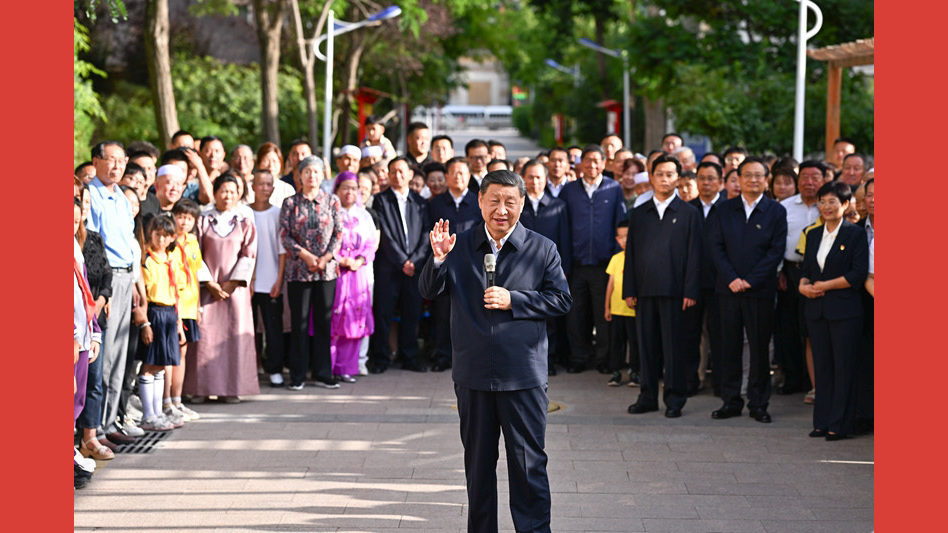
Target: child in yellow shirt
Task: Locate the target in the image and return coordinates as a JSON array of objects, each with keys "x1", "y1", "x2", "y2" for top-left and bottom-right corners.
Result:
[{"x1": 604, "y1": 219, "x2": 640, "y2": 387}]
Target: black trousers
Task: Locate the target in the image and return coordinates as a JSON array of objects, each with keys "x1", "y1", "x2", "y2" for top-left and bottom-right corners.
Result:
[
  {"x1": 566, "y1": 264, "x2": 609, "y2": 368},
  {"x1": 433, "y1": 292, "x2": 452, "y2": 366},
  {"x1": 719, "y1": 294, "x2": 774, "y2": 411},
  {"x1": 287, "y1": 280, "x2": 336, "y2": 385},
  {"x1": 252, "y1": 292, "x2": 286, "y2": 375},
  {"x1": 546, "y1": 315, "x2": 570, "y2": 367},
  {"x1": 455, "y1": 384, "x2": 551, "y2": 533},
  {"x1": 700, "y1": 288, "x2": 723, "y2": 391},
  {"x1": 682, "y1": 298, "x2": 702, "y2": 393},
  {"x1": 808, "y1": 315, "x2": 862, "y2": 435},
  {"x1": 774, "y1": 263, "x2": 807, "y2": 390},
  {"x1": 370, "y1": 269, "x2": 423, "y2": 369},
  {"x1": 855, "y1": 296, "x2": 874, "y2": 425},
  {"x1": 608, "y1": 315, "x2": 638, "y2": 374},
  {"x1": 635, "y1": 297, "x2": 687, "y2": 410}
]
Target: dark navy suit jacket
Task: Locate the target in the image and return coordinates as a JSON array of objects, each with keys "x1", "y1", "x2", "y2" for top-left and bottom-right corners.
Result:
[
  {"x1": 801, "y1": 220, "x2": 868, "y2": 321},
  {"x1": 559, "y1": 177, "x2": 625, "y2": 266},
  {"x1": 707, "y1": 194, "x2": 788, "y2": 298},
  {"x1": 373, "y1": 187, "x2": 431, "y2": 273},
  {"x1": 418, "y1": 223, "x2": 572, "y2": 392},
  {"x1": 623, "y1": 197, "x2": 702, "y2": 300},
  {"x1": 428, "y1": 190, "x2": 482, "y2": 235},
  {"x1": 519, "y1": 194, "x2": 572, "y2": 276},
  {"x1": 691, "y1": 196, "x2": 723, "y2": 290}
]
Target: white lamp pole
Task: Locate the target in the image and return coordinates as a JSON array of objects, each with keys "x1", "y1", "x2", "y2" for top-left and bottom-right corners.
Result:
[{"x1": 793, "y1": 0, "x2": 823, "y2": 161}]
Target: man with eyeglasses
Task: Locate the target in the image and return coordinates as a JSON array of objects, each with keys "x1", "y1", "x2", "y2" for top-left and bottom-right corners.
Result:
[
  {"x1": 85, "y1": 141, "x2": 142, "y2": 446},
  {"x1": 775, "y1": 161, "x2": 825, "y2": 397},
  {"x1": 707, "y1": 156, "x2": 787, "y2": 423},
  {"x1": 722, "y1": 146, "x2": 748, "y2": 176},
  {"x1": 465, "y1": 139, "x2": 491, "y2": 195}
]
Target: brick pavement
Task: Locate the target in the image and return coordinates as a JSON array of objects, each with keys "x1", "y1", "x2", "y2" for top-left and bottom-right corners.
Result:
[{"x1": 73, "y1": 370, "x2": 873, "y2": 532}]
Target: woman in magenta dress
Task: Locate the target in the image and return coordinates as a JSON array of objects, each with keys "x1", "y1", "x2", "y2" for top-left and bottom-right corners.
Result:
[
  {"x1": 330, "y1": 172, "x2": 378, "y2": 382},
  {"x1": 185, "y1": 174, "x2": 259, "y2": 402}
]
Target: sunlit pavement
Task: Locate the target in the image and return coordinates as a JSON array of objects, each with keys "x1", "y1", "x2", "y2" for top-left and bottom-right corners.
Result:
[{"x1": 74, "y1": 367, "x2": 873, "y2": 532}]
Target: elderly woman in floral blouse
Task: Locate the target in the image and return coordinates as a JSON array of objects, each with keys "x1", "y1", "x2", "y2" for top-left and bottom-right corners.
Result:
[{"x1": 280, "y1": 156, "x2": 344, "y2": 390}]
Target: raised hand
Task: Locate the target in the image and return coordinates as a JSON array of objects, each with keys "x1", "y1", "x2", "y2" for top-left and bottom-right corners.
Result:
[{"x1": 429, "y1": 219, "x2": 456, "y2": 262}]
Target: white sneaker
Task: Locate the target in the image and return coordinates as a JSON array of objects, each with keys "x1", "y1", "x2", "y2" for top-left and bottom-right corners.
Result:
[
  {"x1": 164, "y1": 404, "x2": 190, "y2": 423},
  {"x1": 161, "y1": 410, "x2": 185, "y2": 428},
  {"x1": 126, "y1": 403, "x2": 143, "y2": 424},
  {"x1": 141, "y1": 415, "x2": 175, "y2": 431},
  {"x1": 123, "y1": 420, "x2": 145, "y2": 437},
  {"x1": 358, "y1": 363, "x2": 369, "y2": 376},
  {"x1": 74, "y1": 448, "x2": 96, "y2": 473},
  {"x1": 288, "y1": 382, "x2": 304, "y2": 391},
  {"x1": 174, "y1": 403, "x2": 200, "y2": 421},
  {"x1": 270, "y1": 373, "x2": 285, "y2": 386}
]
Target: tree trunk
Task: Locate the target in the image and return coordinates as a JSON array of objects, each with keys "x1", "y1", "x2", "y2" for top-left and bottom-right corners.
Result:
[
  {"x1": 337, "y1": 31, "x2": 368, "y2": 147},
  {"x1": 144, "y1": 0, "x2": 179, "y2": 149},
  {"x1": 253, "y1": 0, "x2": 286, "y2": 146},
  {"x1": 289, "y1": 0, "x2": 333, "y2": 149},
  {"x1": 594, "y1": 17, "x2": 608, "y2": 101},
  {"x1": 643, "y1": 95, "x2": 665, "y2": 153}
]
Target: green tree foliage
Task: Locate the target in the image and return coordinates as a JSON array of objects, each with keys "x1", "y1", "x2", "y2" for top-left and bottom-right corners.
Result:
[
  {"x1": 75, "y1": 19, "x2": 107, "y2": 165},
  {"x1": 95, "y1": 56, "x2": 310, "y2": 151}
]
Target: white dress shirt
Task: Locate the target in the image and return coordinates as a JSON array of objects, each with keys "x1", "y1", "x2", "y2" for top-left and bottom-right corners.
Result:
[
  {"x1": 450, "y1": 188, "x2": 468, "y2": 208},
  {"x1": 528, "y1": 192, "x2": 544, "y2": 213},
  {"x1": 392, "y1": 188, "x2": 410, "y2": 247},
  {"x1": 582, "y1": 175, "x2": 603, "y2": 199},
  {"x1": 485, "y1": 223, "x2": 517, "y2": 256},
  {"x1": 781, "y1": 194, "x2": 820, "y2": 262},
  {"x1": 547, "y1": 179, "x2": 567, "y2": 198},
  {"x1": 816, "y1": 222, "x2": 841, "y2": 271},
  {"x1": 742, "y1": 193, "x2": 763, "y2": 221},
  {"x1": 652, "y1": 193, "x2": 674, "y2": 220}
]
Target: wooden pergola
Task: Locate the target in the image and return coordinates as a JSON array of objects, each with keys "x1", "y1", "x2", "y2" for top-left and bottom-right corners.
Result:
[{"x1": 807, "y1": 38, "x2": 874, "y2": 157}]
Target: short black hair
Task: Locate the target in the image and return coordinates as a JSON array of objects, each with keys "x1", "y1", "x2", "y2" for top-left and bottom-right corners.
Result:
[
  {"x1": 212, "y1": 173, "x2": 240, "y2": 194},
  {"x1": 616, "y1": 218, "x2": 629, "y2": 230},
  {"x1": 678, "y1": 170, "x2": 696, "y2": 182},
  {"x1": 91, "y1": 140, "x2": 124, "y2": 160},
  {"x1": 773, "y1": 156, "x2": 798, "y2": 172},
  {"x1": 646, "y1": 149, "x2": 664, "y2": 160},
  {"x1": 75, "y1": 161, "x2": 94, "y2": 176},
  {"x1": 662, "y1": 132, "x2": 682, "y2": 143},
  {"x1": 651, "y1": 153, "x2": 681, "y2": 175},
  {"x1": 146, "y1": 212, "x2": 178, "y2": 248},
  {"x1": 772, "y1": 166, "x2": 797, "y2": 183},
  {"x1": 422, "y1": 162, "x2": 446, "y2": 175},
  {"x1": 833, "y1": 136, "x2": 855, "y2": 146},
  {"x1": 842, "y1": 153, "x2": 866, "y2": 166},
  {"x1": 798, "y1": 159, "x2": 827, "y2": 176},
  {"x1": 407, "y1": 122, "x2": 429, "y2": 135},
  {"x1": 487, "y1": 159, "x2": 512, "y2": 171},
  {"x1": 737, "y1": 156, "x2": 770, "y2": 177},
  {"x1": 581, "y1": 144, "x2": 605, "y2": 160},
  {"x1": 364, "y1": 115, "x2": 383, "y2": 126},
  {"x1": 445, "y1": 156, "x2": 470, "y2": 174},
  {"x1": 200, "y1": 135, "x2": 225, "y2": 152},
  {"x1": 696, "y1": 161, "x2": 723, "y2": 180},
  {"x1": 288, "y1": 138, "x2": 311, "y2": 151},
  {"x1": 480, "y1": 169, "x2": 526, "y2": 198},
  {"x1": 171, "y1": 130, "x2": 193, "y2": 143},
  {"x1": 487, "y1": 140, "x2": 506, "y2": 150},
  {"x1": 723, "y1": 146, "x2": 748, "y2": 158},
  {"x1": 388, "y1": 155, "x2": 412, "y2": 170},
  {"x1": 817, "y1": 180, "x2": 853, "y2": 204},
  {"x1": 127, "y1": 141, "x2": 160, "y2": 160},
  {"x1": 431, "y1": 134, "x2": 453, "y2": 148},
  {"x1": 521, "y1": 159, "x2": 548, "y2": 176},
  {"x1": 160, "y1": 148, "x2": 189, "y2": 166},
  {"x1": 171, "y1": 198, "x2": 201, "y2": 219},
  {"x1": 548, "y1": 146, "x2": 568, "y2": 158},
  {"x1": 465, "y1": 138, "x2": 489, "y2": 155},
  {"x1": 123, "y1": 162, "x2": 145, "y2": 178}
]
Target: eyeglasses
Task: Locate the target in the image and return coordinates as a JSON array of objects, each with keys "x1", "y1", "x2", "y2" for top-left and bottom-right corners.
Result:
[
  {"x1": 818, "y1": 199, "x2": 842, "y2": 208},
  {"x1": 741, "y1": 173, "x2": 767, "y2": 180},
  {"x1": 844, "y1": 211, "x2": 860, "y2": 220},
  {"x1": 653, "y1": 172, "x2": 678, "y2": 179}
]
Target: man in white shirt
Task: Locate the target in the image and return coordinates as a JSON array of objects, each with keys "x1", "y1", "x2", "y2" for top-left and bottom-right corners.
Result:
[
  {"x1": 545, "y1": 147, "x2": 571, "y2": 198},
  {"x1": 465, "y1": 139, "x2": 491, "y2": 194}
]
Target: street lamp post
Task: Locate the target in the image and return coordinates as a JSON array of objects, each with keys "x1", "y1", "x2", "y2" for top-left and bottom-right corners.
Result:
[
  {"x1": 793, "y1": 0, "x2": 823, "y2": 161},
  {"x1": 544, "y1": 58, "x2": 581, "y2": 87},
  {"x1": 578, "y1": 38, "x2": 631, "y2": 149},
  {"x1": 312, "y1": 5, "x2": 402, "y2": 159}
]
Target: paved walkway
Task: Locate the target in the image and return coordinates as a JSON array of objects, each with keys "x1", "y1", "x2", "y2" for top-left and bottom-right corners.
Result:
[{"x1": 74, "y1": 369, "x2": 873, "y2": 532}]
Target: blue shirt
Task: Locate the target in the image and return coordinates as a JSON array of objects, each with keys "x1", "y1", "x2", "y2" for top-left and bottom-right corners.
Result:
[{"x1": 85, "y1": 177, "x2": 137, "y2": 268}]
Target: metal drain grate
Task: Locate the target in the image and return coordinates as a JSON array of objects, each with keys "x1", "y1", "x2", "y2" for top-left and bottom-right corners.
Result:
[{"x1": 115, "y1": 430, "x2": 171, "y2": 454}]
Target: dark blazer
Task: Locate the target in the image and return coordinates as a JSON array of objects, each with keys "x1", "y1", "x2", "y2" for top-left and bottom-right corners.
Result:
[
  {"x1": 801, "y1": 220, "x2": 869, "y2": 321},
  {"x1": 690, "y1": 196, "x2": 722, "y2": 290},
  {"x1": 519, "y1": 194, "x2": 572, "y2": 276},
  {"x1": 418, "y1": 223, "x2": 572, "y2": 392},
  {"x1": 372, "y1": 187, "x2": 431, "y2": 273},
  {"x1": 623, "y1": 197, "x2": 702, "y2": 300},
  {"x1": 707, "y1": 195, "x2": 788, "y2": 298},
  {"x1": 559, "y1": 176, "x2": 625, "y2": 266},
  {"x1": 428, "y1": 190, "x2": 482, "y2": 235}
]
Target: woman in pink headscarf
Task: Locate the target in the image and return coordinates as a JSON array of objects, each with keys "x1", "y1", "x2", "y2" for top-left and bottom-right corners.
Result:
[{"x1": 330, "y1": 172, "x2": 379, "y2": 382}]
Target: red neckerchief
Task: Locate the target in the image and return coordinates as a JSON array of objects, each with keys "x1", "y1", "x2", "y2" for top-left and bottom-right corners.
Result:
[
  {"x1": 145, "y1": 249, "x2": 181, "y2": 317},
  {"x1": 73, "y1": 258, "x2": 96, "y2": 325},
  {"x1": 176, "y1": 235, "x2": 193, "y2": 285}
]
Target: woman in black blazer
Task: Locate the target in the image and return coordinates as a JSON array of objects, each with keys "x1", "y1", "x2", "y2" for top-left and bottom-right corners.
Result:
[{"x1": 799, "y1": 181, "x2": 869, "y2": 441}]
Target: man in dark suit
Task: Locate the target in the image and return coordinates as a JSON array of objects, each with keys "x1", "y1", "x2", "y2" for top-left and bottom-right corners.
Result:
[
  {"x1": 419, "y1": 170, "x2": 571, "y2": 533},
  {"x1": 519, "y1": 159, "x2": 572, "y2": 374},
  {"x1": 367, "y1": 156, "x2": 432, "y2": 373},
  {"x1": 426, "y1": 157, "x2": 482, "y2": 372},
  {"x1": 624, "y1": 154, "x2": 702, "y2": 418},
  {"x1": 559, "y1": 145, "x2": 626, "y2": 373},
  {"x1": 465, "y1": 139, "x2": 491, "y2": 194},
  {"x1": 853, "y1": 178, "x2": 874, "y2": 434},
  {"x1": 690, "y1": 161, "x2": 725, "y2": 395},
  {"x1": 708, "y1": 156, "x2": 787, "y2": 423}
]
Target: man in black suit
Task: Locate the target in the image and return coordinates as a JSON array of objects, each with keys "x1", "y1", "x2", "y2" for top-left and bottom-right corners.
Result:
[
  {"x1": 708, "y1": 156, "x2": 787, "y2": 423},
  {"x1": 465, "y1": 139, "x2": 491, "y2": 194},
  {"x1": 426, "y1": 157, "x2": 482, "y2": 372},
  {"x1": 690, "y1": 161, "x2": 725, "y2": 395},
  {"x1": 624, "y1": 154, "x2": 702, "y2": 418},
  {"x1": 419, "y1": 170, "x2": 571, "y2": 533},
  {"x1": 367, "y1": 156, "x2": 432, "y2": 373},
  {"x1": 519, "y1": 159, "x2": 572, "y2": 374}
]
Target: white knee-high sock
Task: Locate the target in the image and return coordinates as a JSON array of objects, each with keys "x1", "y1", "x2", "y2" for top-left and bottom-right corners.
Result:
[
  {"x1": 153, "y1": 371, "x2": 165, "y2": 416},
  {"x1": 138, "y1": 375, "x2": 156, "y2": 420}
]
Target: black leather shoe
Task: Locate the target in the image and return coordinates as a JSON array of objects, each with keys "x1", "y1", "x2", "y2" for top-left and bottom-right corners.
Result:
[
  {"x1": 566, "y1": 363, "x2": 585, "y2": 374},
  {"x1": 548, "y1": 366, "x2": 557, "y2": 376},
  {"x1": 596, "y1": 363, "x2": 611, "y2": 374},
  {"x1": 776, "y1": 385, "x2": 801, "y2": 395},
  {"x1": 664, "y1": 407, "x2": 682, "y2": 418},
  {"x1": 627, "y1": 402, "x2": 659, "y2": 414},
  {"x1": 367, "y1": 363, "x2": 387, "y2": 374},
  {"x1": 711, "y1": 405, "x2": 742, "y2": 419},
  {"x1": 401, "y1": 360, "x2": 428, "y2": 372},
  {"x1": 431, "y1": 361, "x2": 451, "y2": 372},
  {"x1": 809, "y1": 429, "x2": 827, "y2": 438},
  {"x1": 749, "y1": 409, "x2": 772, "y2": 423},
  {"x1": 825, "y1": 433, "x2": 850, "y2": 441}
]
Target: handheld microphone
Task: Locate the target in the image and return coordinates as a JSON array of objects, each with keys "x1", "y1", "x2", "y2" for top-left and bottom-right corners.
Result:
[{"x1": 484, "y1": 253, "x2": 496, "y2": 287}]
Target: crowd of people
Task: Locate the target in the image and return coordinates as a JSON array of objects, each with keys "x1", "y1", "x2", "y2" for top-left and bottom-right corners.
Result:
[{"x1": 72, "y1": 119, "x2": 875, "y2": 489}]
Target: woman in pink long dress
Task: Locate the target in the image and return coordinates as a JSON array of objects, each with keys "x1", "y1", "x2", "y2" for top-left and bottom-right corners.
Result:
[
  {"x1": 185, "y1": 174, "x2": 259, "y2": 402},
  {"x1": 330, "y1": 172, "x2": 378, "y2": 381}
]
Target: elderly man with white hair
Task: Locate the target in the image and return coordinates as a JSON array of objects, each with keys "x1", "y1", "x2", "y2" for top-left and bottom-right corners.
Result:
[{"x1": 674, "y1": 146, "x2": 697, "y2": 173}]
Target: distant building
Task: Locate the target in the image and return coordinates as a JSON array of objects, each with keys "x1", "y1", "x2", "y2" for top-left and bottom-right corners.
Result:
[{"x1": 448, "y1": 55, "x2": 511, "y2": 107}]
